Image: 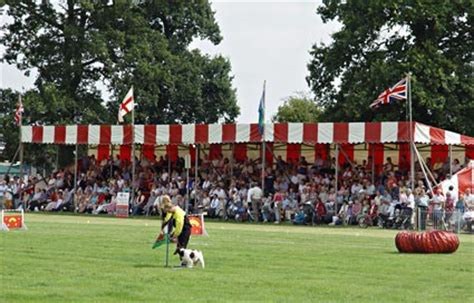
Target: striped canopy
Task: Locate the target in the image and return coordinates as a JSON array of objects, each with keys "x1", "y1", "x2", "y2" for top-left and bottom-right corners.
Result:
[{"x1": 21, "y1": 121, "x2": 474, "y2": 146}]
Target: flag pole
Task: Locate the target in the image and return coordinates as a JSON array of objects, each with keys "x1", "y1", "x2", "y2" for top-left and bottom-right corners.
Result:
[
  {"x1": 408, "y1": 73, "x2": 415, "y2": 191},
  {"x1": 131, "y1": 86, "x2": 136, "y2": 210},
  {"x1": 18, "y1": 94, "x2": 24, "y2": 209},
  {"x1": 261, "y1": 80, "x2": 266, "y2": 193}
]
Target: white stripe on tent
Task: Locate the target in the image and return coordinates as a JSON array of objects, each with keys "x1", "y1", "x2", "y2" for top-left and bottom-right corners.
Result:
[
  {"x1": 156, "y1": 125, "x2": 169, "y2": 145},
  {"x1": 288, "y1": 123, "x2": 303, "y2": 143},
  {"x1": 415, "y1": 123, "x2": 431, "y2": 144},
  {"x1": 111, "y1": 125, "x2": 124, "y2": 145},
  {"x1": 236, "y1": 124, "x2": 250, "y2": 143},
  {"x1": 88, "y1": 125, "x2": 100, "y2": 145},
  {"x1": 349, "y1": 122, "x2": 365, "y2": 144},
  {"x1": 65, "y1": 125, "x2": 77, "y2": 145},
  {"x1": 21, "y1": 126, "x2": 32, "y2": 143},
  {"x1": 42, "y1": 126, "x2": 55, "y2": 144},
  {"x1": 445, "y1": 130, "x2": 461, "y2": 145},
  {"x1": 381, "y1": 122, "x2": 398, "y2": 143},
  {"x1": 264, "y1": 123, "x2": 274, "y2": 142},
  {"x1": 182, "y1": 124, "x2": 195, "y2": 144},
  {"x1": 318, "y1": 123, "x2": 333, "y2": 143},
  {"x1": 208, "y1": 124, "x2": 222, "y2": 144},
  {"x1": 134, "y1": 125, "x2": 144, "y2": 145}
]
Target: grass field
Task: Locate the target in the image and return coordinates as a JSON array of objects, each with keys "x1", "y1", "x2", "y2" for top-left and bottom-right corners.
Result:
[{"x1": 1, "y1": 214, "x2": 473, "y2": 303}]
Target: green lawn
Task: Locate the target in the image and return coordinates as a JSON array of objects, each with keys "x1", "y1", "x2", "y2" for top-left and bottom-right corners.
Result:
[{"x1": 1, "y1": 214, "x2": 473, "y2": 303}]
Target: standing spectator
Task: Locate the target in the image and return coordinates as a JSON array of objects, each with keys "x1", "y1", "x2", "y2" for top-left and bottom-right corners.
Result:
[{"x1": 247, "y1": 183, "x2": 263, "y2": 222}]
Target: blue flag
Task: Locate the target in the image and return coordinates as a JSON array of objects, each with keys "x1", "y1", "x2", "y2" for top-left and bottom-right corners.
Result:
[{"x1": 258, "y1": 85, "x2": 265, "y2": 135}]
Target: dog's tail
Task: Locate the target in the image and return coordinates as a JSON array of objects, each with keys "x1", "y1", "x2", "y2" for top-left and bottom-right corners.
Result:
[{"x1": 199, "y1": 253, "x2": 205, "y2": 269}]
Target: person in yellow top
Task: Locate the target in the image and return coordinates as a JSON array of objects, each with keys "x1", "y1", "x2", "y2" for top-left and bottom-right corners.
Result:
[{"x1": 159, "y1": 195, "x2": 192, "y2": 255}]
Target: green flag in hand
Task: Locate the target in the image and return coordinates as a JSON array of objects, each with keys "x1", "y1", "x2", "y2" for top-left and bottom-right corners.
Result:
[{"x1": 152, "y1": 232, "x2": 169, "y2": 249}]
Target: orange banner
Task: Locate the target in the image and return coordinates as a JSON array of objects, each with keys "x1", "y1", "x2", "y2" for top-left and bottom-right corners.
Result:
[
  {"x1": 189, "y1": 214, "x2": 208, "y2": 236},
  {"x1": 4, "y1": 215, "x2": 23, "y2": 229}
]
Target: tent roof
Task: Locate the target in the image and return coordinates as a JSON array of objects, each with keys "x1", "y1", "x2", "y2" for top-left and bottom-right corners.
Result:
[{"x1": 21, "y1": 121, "x2": 474, "y2": 146}]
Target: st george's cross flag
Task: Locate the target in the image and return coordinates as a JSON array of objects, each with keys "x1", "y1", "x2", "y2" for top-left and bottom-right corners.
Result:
[
  {"x1": 370, "y1": 78, "x2": 407, "y2": 109},
  {"x1": 14, "y1": 95, "x2": 24, "y2": 126},
  {"x1": 118, "y1": 87, "x2": 134, "y2": 123}
]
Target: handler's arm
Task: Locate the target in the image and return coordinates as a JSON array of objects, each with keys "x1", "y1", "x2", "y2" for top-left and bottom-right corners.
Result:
[
  {"x1": 173, "y1": 213, "x2": 184, "y2": 237},
  {"x1": 162, "y1": 212, "x2": 172, "y2": 230}
]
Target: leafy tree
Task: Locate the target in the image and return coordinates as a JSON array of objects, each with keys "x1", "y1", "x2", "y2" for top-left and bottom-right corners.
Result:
[
  {"x1": 272, "y1": 93, "x2": 322, "y2": 123},
  {"x1": 307, "y1": 1, "x2": 474, "y2": 135},
  {"x1": 1, "y1": 0, "x2": 239, "y2": 164}
]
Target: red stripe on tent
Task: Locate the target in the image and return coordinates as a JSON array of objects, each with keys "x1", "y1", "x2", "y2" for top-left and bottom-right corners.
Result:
[
  {"x1": 166, "y1": 145, "x2": 178, "y2": 162},
  {"x1": 430, "y1": 127, "x2": 445, "y2": 144},
  {"x1": 365, "y1": 122, "x2": 381, "y2": 143},
  {"x1": 431, "y1": 145, "x2": 448, "y2": 166},
  {"x1": 123, "y1": 125, "x2": 133, "y2": 145},
  {"x1": 100, "y1": 125, "x2": 111, "y2": 145},
  {"x1": 97, "y1": 144, "x2": 110, "y2": 161},
  {"x1": 274, "y1": 124, "x2": 288, "y2": 143},
  {"x1": 189, "y1": 145, "x2": 196, "y2": 164},
  {"x1": 54, "y1": 126, "x2": 66, "y2": 144},
  {"x1": 461, "y1": 135, "x2": 474, "y2": 145},
  {"x1": 334, "y1": 123, "x2": 349, "y2": 143},
  {"x1": 120, "y1": 145, "x2": 132, "y2": 162},
  {"x1": 144, "y1": 125, "x2": 156, "y2": 145},
  {"x1": 142, "y1": 145, "x2": 155, "y2": 161},
  {"x1": 368, "y1": 143, "x2": 384, "y2": 174},
  {"x1": 398, "y1": 143, "x2": 411, "y2": 170},
  {"x1": 250, "y1": 124, "x2": 262, "y2": 142},
  {"x1": 77, "y1": 125, "x2": 88, "y2": 144},
  {"x1": 303, "y1": 123, "x2": 318, "y2": 143},
  {"x1": 338, "y1": 144, "x2": 354, "y2": 166},
  {"x1": 287, "y1": 143, "x2": 301, "y2": 164},
  {"x1": 209, "y1": 144, "x2": 222, "y2": 160},
  {"x1": 222, "y1": 124, "x2": 236, "y2": 143},
  {"x1": 397, "y1": 122, "x2": 411, "y2": 142},
  {"x1": 466, "y1": 145, "x2": 474, "y2": 161},
  {"x1": 315, "y1": 143, "x2": 329, "y2": 161},
  {"x1": 234, "y1": 143, "x2": 247, "y2": 162},
  {"x1": 32, "y1": 126, "x2": 43, "y2": 143},
  {"x1": 169, "y1": 125, "x2": 182, "y2": 144},
  {"x1": 195, "y1": 124, "x2": 208, "y2": 144}
]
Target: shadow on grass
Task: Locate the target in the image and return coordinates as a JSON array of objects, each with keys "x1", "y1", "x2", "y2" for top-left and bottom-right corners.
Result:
[{"x1": 133, "y1": 264, "x2": 164, "y2": 268}]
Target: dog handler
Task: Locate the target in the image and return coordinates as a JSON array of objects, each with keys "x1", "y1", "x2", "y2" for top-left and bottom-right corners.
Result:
[{"x1": 159, "y1": 195, "x2": 192, "y2": 255}]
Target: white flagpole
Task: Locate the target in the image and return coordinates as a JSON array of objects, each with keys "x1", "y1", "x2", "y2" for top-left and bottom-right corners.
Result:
[
  {"x1": 18, "y1": 94, "x2": 24, "y2": 208},
  {"x1": 261, "y1": 81, "x2": 266, "y2": 193},
  {"x1": 408, "y1": 73, "x2": 415, "y2": 191},
  {"x1": 131, "y1": 87, "x2": 136, "y2": 209}
]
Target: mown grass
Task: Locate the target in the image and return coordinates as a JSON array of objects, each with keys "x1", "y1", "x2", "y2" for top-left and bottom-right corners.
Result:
[{"x1": 1, "y1": 213, "x2": 473, "y2": 303}]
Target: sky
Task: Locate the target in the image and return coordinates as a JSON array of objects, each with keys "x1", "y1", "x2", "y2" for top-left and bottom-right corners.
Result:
[{"x1": 0, "y1": 0, "x2": 341, "y2": 124}]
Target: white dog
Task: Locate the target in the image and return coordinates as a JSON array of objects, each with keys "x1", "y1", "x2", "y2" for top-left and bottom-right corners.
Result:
[{"x1": 178, "y1": 248, "x2": 205, "y2": 269}]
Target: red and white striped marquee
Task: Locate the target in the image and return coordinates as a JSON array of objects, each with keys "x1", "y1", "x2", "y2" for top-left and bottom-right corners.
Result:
[{"x1": 20, "y1": 121, "x2": 474, "y2": 146}]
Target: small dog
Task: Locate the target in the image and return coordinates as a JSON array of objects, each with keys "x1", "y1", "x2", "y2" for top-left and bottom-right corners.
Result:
[{"x1": 178, "y1": 248, "x2": 205, "y2": 269}]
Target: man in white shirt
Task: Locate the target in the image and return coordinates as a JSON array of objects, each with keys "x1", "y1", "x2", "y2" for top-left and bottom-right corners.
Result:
[{"x1": 247, "y1": 183, "x2": 263, "y2": 222}]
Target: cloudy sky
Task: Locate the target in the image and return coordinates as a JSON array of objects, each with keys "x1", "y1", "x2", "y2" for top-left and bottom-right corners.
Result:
[{"x1": 0, "y1": 0, "x2": 340, "y2": 123}]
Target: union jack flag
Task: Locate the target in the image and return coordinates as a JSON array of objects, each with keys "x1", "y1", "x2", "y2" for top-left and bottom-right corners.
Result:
[
  {"x1": 370, "y1": 78, "x2": 407, "y2": 109},
  {"x1": 14, "y1": 95, "x2": 24, "y2": 126}
]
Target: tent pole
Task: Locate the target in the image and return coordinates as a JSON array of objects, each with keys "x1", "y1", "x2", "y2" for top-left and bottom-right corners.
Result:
[
  {"x1": 335, "y1": 144, "x2": 339, "y2": 191},
  {"x1": 73, "y1": 142, "x2": 78, "y2": 212},
  {"x1": 131, "y1": 103, "x2": 136, "y2": 209},
  {"x1": 408, "y1": 73, "x2": 415, "y2": 191},
  {"x1": 449, "y1": 145, "x2": 453, "y2": 177}
]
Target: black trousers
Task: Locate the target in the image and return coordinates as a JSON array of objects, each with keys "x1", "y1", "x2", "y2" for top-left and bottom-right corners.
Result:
[{"x1": 177, "y1": 216, "x2": 192, "y2": 249}]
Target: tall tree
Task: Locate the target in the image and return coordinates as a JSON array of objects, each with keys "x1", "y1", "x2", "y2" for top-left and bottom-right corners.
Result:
[
  {"x1": 272, "y1": 93, "x2": 322, "y2": 123},
  {"x1": 307, "y1": 1, "x2": 474, "y2": 135},
  {"x1": 1, "y1": 1, "x2": 239, "y2": 164}
]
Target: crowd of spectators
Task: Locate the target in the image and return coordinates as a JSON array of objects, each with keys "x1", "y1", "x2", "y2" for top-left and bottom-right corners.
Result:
[{"x1": 0, "y1": 150, "x2": 473, "y2": 232}]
